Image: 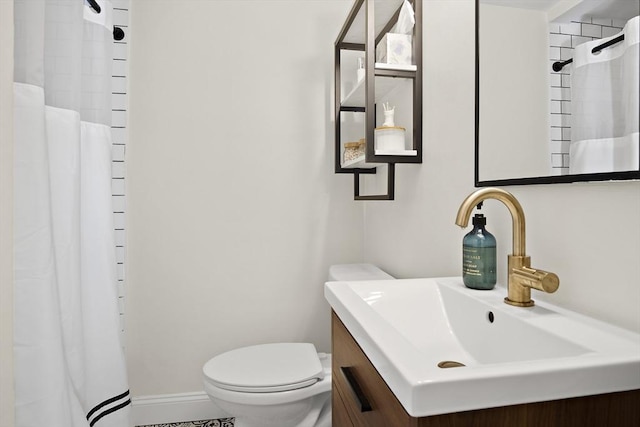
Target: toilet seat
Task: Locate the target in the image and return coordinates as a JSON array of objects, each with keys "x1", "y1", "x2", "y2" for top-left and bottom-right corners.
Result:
[{"x1": 203, "y1": 343, "x2": 325, "y2": 393}]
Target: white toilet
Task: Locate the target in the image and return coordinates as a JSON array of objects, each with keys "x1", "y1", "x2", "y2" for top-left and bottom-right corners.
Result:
[{"x1": 202, "y1": 264, "x2": 393, "y2": 427}]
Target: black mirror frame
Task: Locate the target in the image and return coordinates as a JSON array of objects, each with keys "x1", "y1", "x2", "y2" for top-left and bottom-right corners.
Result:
[{"x1": 474, "y1": 0, "x2": 640, "y2": 187}]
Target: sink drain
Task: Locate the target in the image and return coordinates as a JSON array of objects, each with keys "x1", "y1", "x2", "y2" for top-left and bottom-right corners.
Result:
[{"x1": 437, "y1": 360, "x2": 466, "y2": 369}]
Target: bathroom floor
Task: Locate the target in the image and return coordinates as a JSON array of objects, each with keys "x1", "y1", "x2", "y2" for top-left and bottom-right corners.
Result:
[{"x1": 137, "y1": 418, "x2": 234, "y2": 427}]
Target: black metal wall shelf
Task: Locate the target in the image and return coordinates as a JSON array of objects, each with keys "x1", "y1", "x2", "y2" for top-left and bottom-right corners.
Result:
[
  {"x1": 342, "y1": 64, "x2": 417, "y2": 108},
  {"x1": 334, "y1": 0, "x2": 423, "y2": 200}
]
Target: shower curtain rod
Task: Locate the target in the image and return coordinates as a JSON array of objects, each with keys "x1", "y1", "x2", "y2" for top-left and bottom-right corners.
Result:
[
  {"x1": 87, "y1": 0, "x2": 125, "y2": 41},
  {"x1": 552, "y1": 34, "x2": 625, "y2": 72},
  {"x1": 87, "y1": 0, "x2": 101, "y2": 13}
]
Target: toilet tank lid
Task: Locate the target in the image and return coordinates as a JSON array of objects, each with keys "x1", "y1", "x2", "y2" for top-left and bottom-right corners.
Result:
[
  {"x1": 203, "y1": 343, "x2": 324, "y2": 392},
  {"x1": 328, "y1": 264, "x2": 394, "y2": 281}
]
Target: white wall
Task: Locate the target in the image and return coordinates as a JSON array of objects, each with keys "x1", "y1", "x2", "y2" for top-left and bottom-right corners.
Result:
[
  {"x1": 126, "y1": 0, "x2": 362, "y2": 396},
  {"x1": 127, "y1": 0, "x2": 639, "y2": 402},
  {"x1": 364, "y1": 0, "x2": 640, "y2": 333},
  {"x1": 0, "y1": 0, "x2": 15, "y2": 424}
]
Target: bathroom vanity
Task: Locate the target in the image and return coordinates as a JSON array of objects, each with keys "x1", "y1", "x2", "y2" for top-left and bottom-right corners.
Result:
[
  {"x1": 326, "y1": 276, "x2": 640, "y2": 427},
  {"x1": 332, "y1": 312, "x2": 640, "y2": 426}
]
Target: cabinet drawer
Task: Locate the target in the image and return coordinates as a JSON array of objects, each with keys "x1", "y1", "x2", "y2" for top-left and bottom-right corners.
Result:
[
  {"x1": 332, "y1": 379, "x2": 357, "y2": 427},
  {"x1": 332, "y1": 311, "x2": 414, "y2": 427}
]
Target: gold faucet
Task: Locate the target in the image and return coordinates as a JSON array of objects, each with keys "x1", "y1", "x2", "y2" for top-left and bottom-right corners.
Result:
[{"x1": 455, "y1": 188, "x2": 559, "y2": 307}]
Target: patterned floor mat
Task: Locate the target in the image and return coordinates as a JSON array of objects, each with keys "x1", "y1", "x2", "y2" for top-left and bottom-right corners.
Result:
[{"x1": 137, "y1": 418, "x2": 234, "y2": 427}]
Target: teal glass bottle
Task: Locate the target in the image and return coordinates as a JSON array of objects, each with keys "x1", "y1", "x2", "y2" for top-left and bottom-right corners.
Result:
[{"x1": 462, "y1": 214, "x2": 497, "y2": 290}]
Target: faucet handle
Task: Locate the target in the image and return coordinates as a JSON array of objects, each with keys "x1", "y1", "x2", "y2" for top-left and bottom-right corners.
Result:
[{"x1": 512, "y1": 266, "x2": 560, "y2": 294}]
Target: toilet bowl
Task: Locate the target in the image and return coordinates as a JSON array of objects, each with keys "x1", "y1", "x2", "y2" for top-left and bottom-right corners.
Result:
[
  {"x1": 202, "y1": 264, "x2": 393, "y2": 427},
  {"x1": 204, "y1": 343, "x2": 331, "y2": 427}
]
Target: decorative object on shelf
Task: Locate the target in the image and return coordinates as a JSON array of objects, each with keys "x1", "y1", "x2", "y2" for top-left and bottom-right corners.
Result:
[
  {"x1": 375, "y1": 103, "x2": 406, "y2": 152},
  {"x1": 377, "y1": 33, "x2": 412, "y2": 65},
  {"x1": 376, "y1": 0, "x2": 415, "y2": 65},
  {"x1": 382, "y1": 102, "x2": 395, "y2": 127},
  {"x1": 375, "y1": 127, "x2": 406, "y2": 152},
  {"x1": 356, "y1": 57, "x2": 365, "y2": 82},
  {"x1": 344, "y1": 139, "x2": 366, "y2": 164}
]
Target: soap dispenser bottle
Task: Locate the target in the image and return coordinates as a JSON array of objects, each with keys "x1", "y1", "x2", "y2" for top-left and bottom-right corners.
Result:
[{"x1": 462, "y1": 211, "x2": 497, "y2": 290}]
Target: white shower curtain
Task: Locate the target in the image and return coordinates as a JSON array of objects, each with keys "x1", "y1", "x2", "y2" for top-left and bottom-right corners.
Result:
[
  {"x1": 569, "y1": 15, "x2": 640, "y2": 174},
  {"x1": 13, "y1": 1, "x2": 130, "y2": 426}
]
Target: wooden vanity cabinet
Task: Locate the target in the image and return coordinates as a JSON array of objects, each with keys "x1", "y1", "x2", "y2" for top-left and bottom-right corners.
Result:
[
  {"x1": 331, "y1": 311, "x2": 640, "y2": 427},
  {"x1": 332, "y1": 310, "x2": 414, "y2": 426}
]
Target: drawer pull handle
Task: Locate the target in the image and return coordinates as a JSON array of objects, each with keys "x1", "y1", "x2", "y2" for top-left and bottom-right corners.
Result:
[{"x1": 340, "y1": 366, "x2": 372, "y2": 413}]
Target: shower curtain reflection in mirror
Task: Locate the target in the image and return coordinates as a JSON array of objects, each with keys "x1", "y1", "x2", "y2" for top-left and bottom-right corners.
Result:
[
  {"x1": 570, "y1": 16, "x2": 640, "y2": 174},
  {"x1": 13, "y1": 0, "x2": 130, "y2": 426}
]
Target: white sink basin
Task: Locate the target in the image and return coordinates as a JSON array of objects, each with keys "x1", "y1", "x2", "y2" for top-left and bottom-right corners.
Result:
[{"x1": 325, "y1": 277, "x2": 640, "y2": 417}]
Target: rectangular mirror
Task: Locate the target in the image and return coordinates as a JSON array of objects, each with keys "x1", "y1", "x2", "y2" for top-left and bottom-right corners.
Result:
[{"x1": 476, "y1": 0, "x2": 640, "y2": 186}]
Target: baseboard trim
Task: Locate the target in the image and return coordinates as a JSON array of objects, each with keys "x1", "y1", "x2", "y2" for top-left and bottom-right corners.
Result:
[{"x1": 131, "y1": 391, "x2": 227, "y2": 426}]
